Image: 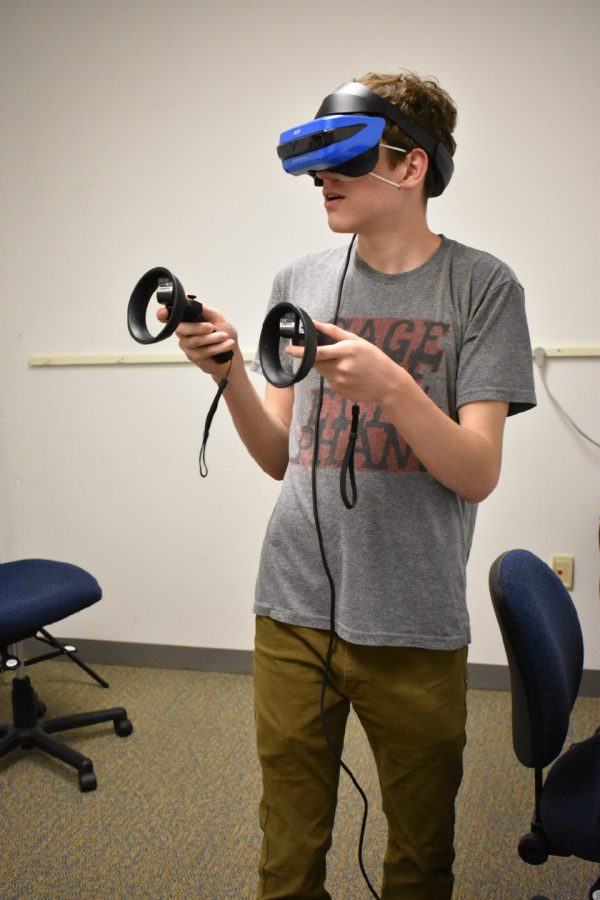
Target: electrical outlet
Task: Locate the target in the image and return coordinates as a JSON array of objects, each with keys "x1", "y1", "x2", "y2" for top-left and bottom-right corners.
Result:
[{"x1": 551, "y1": 555, "x2": 574, "y2": 590}]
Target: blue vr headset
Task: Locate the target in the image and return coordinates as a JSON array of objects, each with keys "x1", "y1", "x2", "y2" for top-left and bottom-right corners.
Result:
[{"x1": 277, "y1": 81, "x2": 454, "y2": 197}]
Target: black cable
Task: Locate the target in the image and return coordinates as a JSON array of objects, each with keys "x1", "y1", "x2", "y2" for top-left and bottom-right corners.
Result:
[
  {"x1": 194, "y1": 240, "x2": 376, "y2": 891},
  {"x1": 310, "y1": 236, "x2": 380, "y2": 899}
]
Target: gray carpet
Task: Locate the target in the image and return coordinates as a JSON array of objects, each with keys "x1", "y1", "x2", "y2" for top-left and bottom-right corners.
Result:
[{"x1": 1, "y1": 661, "x2": 599, "y2": 899}]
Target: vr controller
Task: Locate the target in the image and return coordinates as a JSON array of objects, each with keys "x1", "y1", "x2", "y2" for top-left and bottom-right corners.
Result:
[
  {"x1": 127, "y1": 266, "x2": 233, "y2": 364},
  {"x1": 259, "y1": 302, "x2": 334, "y2": 388}
]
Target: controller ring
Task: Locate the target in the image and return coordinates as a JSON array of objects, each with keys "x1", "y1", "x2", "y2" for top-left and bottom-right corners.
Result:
[
  {"x1": 259, "y1": 302, "x2": 319, "y2": 387},
  {"x1": 127, "y1": 266, "x2": 186, "y2": 345}
]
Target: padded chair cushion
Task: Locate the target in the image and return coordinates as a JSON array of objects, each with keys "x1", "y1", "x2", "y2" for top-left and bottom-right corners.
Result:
[
  {"x1": 541, "y1": 732, "x2": 600, "y2": 862},
  {"x1": 0, "y1": 559, "x2": 102, "y2": 645},
  {"x1": 490, "y1": 550, "x2": 584, "y2": 768}
]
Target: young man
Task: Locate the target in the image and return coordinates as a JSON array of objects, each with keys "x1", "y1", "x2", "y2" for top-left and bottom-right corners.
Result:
[{"x1": 166, "y1": 71, "x2": 536, "y2": 898}]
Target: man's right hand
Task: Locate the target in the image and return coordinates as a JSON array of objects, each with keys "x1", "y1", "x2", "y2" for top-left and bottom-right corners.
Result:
[{"x1": 157, "y1": 303, "x2": 238, "y2": 375}]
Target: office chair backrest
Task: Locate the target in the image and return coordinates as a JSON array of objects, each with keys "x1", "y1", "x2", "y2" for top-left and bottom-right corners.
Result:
[{"x1": 489, "y1": 549, "x2": 584, "y2": 769}]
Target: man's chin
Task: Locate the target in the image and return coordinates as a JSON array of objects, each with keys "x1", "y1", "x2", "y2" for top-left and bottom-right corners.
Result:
[{"x1": 326, "y1": 218, "x2": 354, "y2": 235}]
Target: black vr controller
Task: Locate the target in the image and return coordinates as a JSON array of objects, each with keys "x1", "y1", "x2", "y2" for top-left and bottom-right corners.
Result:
[
  {"x1": 127, "y1": 266, "x2": 233, "y2": 364},
  {"x1": 259, "y1": 302, "x2": 335, "y2": 388}
]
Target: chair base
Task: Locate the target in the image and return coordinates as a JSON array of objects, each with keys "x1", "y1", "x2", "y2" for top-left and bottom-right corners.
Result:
[
  {"x1": 25, "y1": 628, "x2": 110, "y2": 688},
  {"x1": 0, "y1": 674, "x2": 132, "y2": 791},
  {"x1": 1, "y1": 631, "x2": 109, "y2": 688}
]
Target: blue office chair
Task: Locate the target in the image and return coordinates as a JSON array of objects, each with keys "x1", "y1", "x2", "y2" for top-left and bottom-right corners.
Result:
[
  {"x1": 489, "y1": 549, "x2": 600, "y2": 899},
  {"x1": 0, "y1": 559, "x2": 133, "y2": 791}
]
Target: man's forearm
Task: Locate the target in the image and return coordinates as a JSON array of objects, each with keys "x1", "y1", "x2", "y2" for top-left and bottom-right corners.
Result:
[
  {"x1": 219, "y1": 357, "x2": 290, "y2": 480},
  {"x1": 380, "y1": 373, "x2": 508, "y2": 504}
]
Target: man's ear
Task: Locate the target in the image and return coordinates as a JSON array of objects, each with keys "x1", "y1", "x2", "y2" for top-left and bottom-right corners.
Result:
[{"x1": 402, "y1": 147, "x2": 430, "y2": 192}]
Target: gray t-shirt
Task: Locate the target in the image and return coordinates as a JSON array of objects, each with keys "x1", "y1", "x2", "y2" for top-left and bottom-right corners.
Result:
[{"x1": 251, "y1": 237, "x2": 536, "y2": 650}]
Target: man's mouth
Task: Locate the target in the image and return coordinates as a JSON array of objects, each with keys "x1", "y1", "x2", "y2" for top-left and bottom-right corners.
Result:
[{"x1": 324, "y1": 191, "x2": 344, "y2": 202}]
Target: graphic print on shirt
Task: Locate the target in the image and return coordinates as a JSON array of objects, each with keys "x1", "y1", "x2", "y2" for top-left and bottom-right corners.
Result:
[{"x1": 289, "y1": 316, "x2": 451, "y2": 473}]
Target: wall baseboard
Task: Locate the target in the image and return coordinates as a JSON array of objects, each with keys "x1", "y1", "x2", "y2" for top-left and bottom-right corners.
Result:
[
  {"x1": 22, "y1": 636, "x2": 253, "y2": 675},
  {"x1": 21, "y1": 636, "x2": 600, "y2": 697}
]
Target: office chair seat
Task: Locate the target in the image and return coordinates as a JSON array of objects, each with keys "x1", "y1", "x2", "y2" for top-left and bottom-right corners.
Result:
[
  {"x1": 0, "y1": 559, "x2": 132, "y2": 791},
  {"x1": 0, "y1": 559, "x2": 102, "y2": 644},
  {"x1": 541, "y1": 732, "x2": 600, "y2": 862}
]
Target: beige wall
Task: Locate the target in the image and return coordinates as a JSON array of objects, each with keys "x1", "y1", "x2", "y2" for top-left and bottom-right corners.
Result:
[{"x1": 1, "y1": 0, "x2": 598, "y2": 665}]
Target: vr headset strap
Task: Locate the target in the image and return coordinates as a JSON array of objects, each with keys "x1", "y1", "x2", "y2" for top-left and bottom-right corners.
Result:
[
  {"x1": 315, "y1": 82, "x2": 454, "y2": 196},
  {"x1": 316, "y1": 83, "x2": 438, "y2": 158}
]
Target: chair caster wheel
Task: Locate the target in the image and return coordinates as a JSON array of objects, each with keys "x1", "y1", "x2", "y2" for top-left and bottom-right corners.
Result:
[
  {"x1": 518, "y1": 830, "x2": 549, "y2": 865},
  {"x1": 79, "y1": 771, "x2": 97, "y2": 792},
  {"x1": 115, "y1": 717, "x2": 133, "y2": 737}
]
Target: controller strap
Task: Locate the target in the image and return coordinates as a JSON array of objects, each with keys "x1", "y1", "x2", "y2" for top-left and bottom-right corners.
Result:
[
  {"x1": 198, "y1": 372, "x2": 230, "y2": 477},
  {"x1": 340, "y1": 402, "x2": 360, "y2": 509}
]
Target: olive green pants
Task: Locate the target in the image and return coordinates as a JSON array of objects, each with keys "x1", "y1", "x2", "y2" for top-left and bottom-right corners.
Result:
[{"x1": 253, "y1": 616, "x2": 468, "y2": 900}]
